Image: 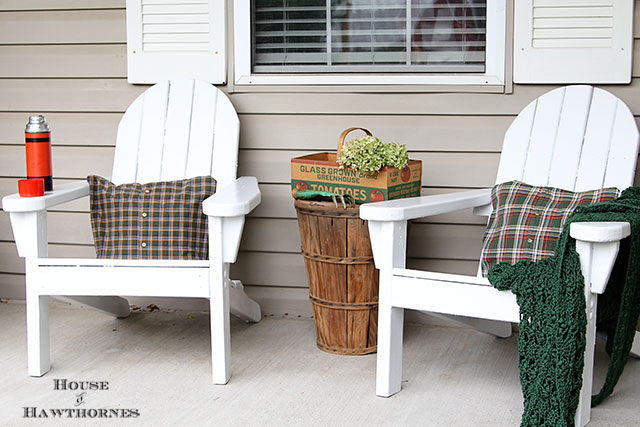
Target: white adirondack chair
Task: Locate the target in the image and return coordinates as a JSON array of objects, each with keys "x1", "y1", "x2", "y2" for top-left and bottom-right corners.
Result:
[
  {"x1": 360, "y1": 86, "x2": 640, "y2": 426},
  {"x1": 2, "y1": 80, "x2": 261, "y2": 384}
]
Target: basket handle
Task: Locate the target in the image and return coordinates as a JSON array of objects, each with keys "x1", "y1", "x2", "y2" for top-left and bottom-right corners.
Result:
[{"x1": 337, "y1": 127, "x2": 372, "y2": 157}]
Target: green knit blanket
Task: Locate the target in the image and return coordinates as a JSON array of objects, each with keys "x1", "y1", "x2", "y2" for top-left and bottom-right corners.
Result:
[{"x1": 488, "y1": 186, "x2": 640, "y2": 427}]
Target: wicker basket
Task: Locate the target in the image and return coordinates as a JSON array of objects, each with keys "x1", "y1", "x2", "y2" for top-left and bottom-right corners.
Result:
[{"x1": 295, "y1": 199, "x2": 378, "y2": 355}]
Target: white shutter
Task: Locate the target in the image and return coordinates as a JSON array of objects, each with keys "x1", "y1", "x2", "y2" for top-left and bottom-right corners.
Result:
[
  {"x1": 513, "y1": 0, "x2": 633, "y2": 84},
  {"x1": 126, "y1": 0, "x2": 226, "y2": 84}
]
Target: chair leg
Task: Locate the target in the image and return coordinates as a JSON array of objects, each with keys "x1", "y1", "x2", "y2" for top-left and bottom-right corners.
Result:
[
  {"x1": 208, "y1": 216, "x2": 232, "y2": 384},
  {"x1": 26, "y1": 292, "x2": 51, "y2": 377},
  {"x1": 575, "y1": 290, "x2": 599, "y2": 427},
  {"x1": 210, "y1": 275, "x2": 231, "y2": 385},
  {"x1": 376, "y1": 272, "x2": 405, "y2": 397},
  {"x1": 630, "y1": 331, "x2": 640, "y2": 359}
]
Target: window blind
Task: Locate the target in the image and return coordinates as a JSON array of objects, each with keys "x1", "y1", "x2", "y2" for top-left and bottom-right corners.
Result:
[{"x1": 252, "y1": 0, "x2": 487, "y2": 73}]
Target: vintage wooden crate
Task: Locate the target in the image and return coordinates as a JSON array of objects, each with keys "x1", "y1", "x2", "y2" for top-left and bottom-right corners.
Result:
[
  {"x1": 295, "y1": 199, "x2": 378, "y2": 355},
  {"x1": 291, "y1": 128, "x2": 422, "y2": 204}
]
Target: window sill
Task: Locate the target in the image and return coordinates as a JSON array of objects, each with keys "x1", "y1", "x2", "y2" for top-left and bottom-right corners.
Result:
[
  {"x1": 227, "y1": 83, "x2": 506, "y2": 94},
  {"x1": 229, "y1": 73, "x2": 506, "y2": 93}
]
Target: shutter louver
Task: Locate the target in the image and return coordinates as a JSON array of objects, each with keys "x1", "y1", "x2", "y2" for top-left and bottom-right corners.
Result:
[
  {"x1": 127, "y1": 0, "x2": 226, "y2": 84},
  {"x1": 513, "y1": 0, "x2": 633, "y2": 84},
  {"x1": 252, "y1": 0, "x2": 488, "y2": 74},
  {"x1": 142, "y1": 2, "x2": 210, "y2": 52}
]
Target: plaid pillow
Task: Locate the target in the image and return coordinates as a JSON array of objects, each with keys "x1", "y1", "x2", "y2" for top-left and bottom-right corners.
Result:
[
  {"x1": 88, "y1": 175, "x2": 216, "y2": 260},
  {"x1": 480, "y1": 181, "x2": 619, "y2": 277}
]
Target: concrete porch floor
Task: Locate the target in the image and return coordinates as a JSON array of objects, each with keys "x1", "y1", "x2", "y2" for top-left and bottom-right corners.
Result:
[{"x1": 1, "y1": 300, "x2": 639, "y2": 426}]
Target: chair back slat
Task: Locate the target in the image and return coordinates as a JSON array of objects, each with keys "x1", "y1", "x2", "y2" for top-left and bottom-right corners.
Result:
[
  {"x1": 604, "y1": 105, "x2": 640, "y2": 189},
  {"x1": 574, "y1": 89, "x2": 622, "y2": 191},
  {"x1": 520, "y1": 87, "x2": 565, "y2": 186},
  {"x1": 496, "y1": 99, "x2": 535, "y2": 183},
  {"x1": 496, "y1": 86, "x2": 639, "y2": 192},
  {"x1": 111, "y1": 95, "x2": 144, "y2": 184},
  {"x1": 131, "y1": 80, "x2": 170, "y2": 183},
  {"x1": 546, "y1": 86, "x2": 593, "y2": 190},
  {"x1": 111, "y1": 80, "x2": 239, "y2": 188},
  {"x1": 186, "y1": 82, "x2": 219, "y2": 181},
  {"x1": 210, "y1": 86, "x2": 240, "y2": 189},
  {"x1": 160, "y1": 80, "x2": 196, "y2": 182}
]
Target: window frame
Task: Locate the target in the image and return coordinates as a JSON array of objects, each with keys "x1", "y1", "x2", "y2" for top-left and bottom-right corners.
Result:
[{"x1": 233, "y1": 0, "x2": 507, "y2": 87}]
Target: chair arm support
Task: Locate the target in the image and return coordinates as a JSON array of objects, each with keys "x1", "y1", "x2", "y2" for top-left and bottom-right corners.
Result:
[
  {"x1": 360, "y1": 188, "x2": 491, "y2": 222},
  {"x1": 571, "y1": 222, "x2": 631, "y2": 295},
  {"x1": 202, "y1": 176, "x2": 261, "y2": 218},
  {"x1": 367, "y1": 220, "x2": 409, "y2": 270},
  {"x1": 203, "y1": 177, "x2": 261, "y2": 264},
  {"x1": 2, "y1": 181, "x2": 89, "y2": 213}
]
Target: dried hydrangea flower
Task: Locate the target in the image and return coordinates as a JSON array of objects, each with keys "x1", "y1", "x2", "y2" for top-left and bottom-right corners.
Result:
[{"x1": 337, "y1": 135, "x2": 409, "y2": 176}]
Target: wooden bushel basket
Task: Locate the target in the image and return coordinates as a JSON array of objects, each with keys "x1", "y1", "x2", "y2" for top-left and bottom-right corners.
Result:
[{"x1": 295, "y1": 199, "x2": 379, "y2": 355}]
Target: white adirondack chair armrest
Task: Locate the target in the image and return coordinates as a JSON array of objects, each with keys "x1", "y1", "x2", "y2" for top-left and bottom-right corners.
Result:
[
  {"x1": 360, "y1": 188, "x2": 492, "y2": 222},
  {"x1": 202, "y1": 176, "x2": 261, "y2": 218},
  {"x1": 569, "y1": 221, "x2": 631, "y2": 243},
  {"x1": 2, "y1": 181, "x2": 89, "y2": 213}
]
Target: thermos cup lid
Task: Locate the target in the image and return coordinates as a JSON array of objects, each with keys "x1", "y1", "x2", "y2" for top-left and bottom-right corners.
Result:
[
  {"x1": 18, "y1": 178, "x2": 45, "y2": 197},
  {"x1": 25, "y1": 115, "x2": 50, "y2": 133}
]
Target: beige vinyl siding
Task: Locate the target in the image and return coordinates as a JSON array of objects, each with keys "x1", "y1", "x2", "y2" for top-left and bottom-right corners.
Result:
[{"x1": 0, "y1": 0, "x2": 639, "y2": 316}]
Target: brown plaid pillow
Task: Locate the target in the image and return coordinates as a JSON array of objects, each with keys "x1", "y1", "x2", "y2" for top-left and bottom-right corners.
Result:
[
  {"x1": 480, "y1": 181, "x2": 619, "y2": 277},
  {"x1": 88, "y1": 175, "x2": 216, "y2": 260}
]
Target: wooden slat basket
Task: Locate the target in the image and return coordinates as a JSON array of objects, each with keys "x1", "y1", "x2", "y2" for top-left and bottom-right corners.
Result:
[{"x1": 295, "y1": 199, "x2": 379, "y2": 355}]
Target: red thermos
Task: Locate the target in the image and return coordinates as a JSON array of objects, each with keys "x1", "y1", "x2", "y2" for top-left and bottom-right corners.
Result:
[{"x1": 25, "y1": 115, "x2": 53, "y2": 192}]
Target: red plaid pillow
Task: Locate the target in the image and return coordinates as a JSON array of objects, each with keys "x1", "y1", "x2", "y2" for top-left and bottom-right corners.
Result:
[
  {"x1": 480, "y1": 181, "x2": 619, "y2": 277},
  {"x1": 88, "y1": 175, "x2": 216, "y2": 260}
]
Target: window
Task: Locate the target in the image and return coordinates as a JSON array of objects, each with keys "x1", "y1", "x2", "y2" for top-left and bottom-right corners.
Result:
[{"x1": 234, "y1": 0, "x2": 506, "y2": 87}]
